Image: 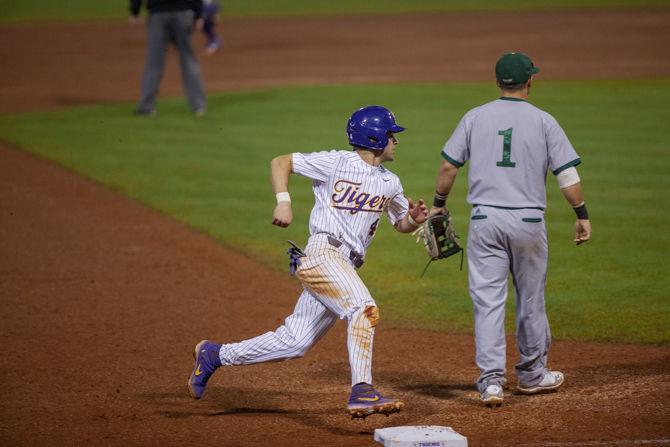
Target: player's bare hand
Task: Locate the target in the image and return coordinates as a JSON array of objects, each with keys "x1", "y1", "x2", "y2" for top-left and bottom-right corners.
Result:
[
  {"x1": 574, "y1": 219, "x2": 591, "y2": 245},
  {"x1": 272, "y1": 202, "x2": 292, "y2": 228},
  {"x1": 429, "y1": 206, "x2": 446, "y2": 217},
  {"x1": 195, "y1": 18, "x2": 205, "y2": 31},
  {"x1": 408, "y1": 198, "x2": 428, "y2": 225}
]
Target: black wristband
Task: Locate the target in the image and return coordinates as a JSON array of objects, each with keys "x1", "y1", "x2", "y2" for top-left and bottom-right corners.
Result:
[
  {"x1": 573, "y1": 203, "x2": 589, "y2": 220},
  {"x1": 433, "y1": 191, "x2": 447, "y2": 208}
]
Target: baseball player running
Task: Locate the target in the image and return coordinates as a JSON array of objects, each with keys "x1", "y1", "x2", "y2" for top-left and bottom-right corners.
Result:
[
  {"x1": 430, "y1": 52, "x2": 591, "y2": 406},
  {"x1": 188, "y1": 106, "x2": 428, "y2": 418}
]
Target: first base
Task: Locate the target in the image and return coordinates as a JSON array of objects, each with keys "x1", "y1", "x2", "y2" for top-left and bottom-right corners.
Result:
[{"x1": 374, "y1": 425, "x2": 468, "y2": 447}]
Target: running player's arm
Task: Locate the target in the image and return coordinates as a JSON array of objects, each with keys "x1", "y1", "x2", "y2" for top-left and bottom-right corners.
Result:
[
  {"x1": 386, "y1": 183, "x2": 428, "y2": 234},
  {"x1": 270, "y1": 154, "x2": 294, "y2": 227},
  {"x1": 274, "y1": 150, "x2": 336, "y2": 227},
  {"x1": 394, "y1": 198, "x2": 428, "y2": 233}
]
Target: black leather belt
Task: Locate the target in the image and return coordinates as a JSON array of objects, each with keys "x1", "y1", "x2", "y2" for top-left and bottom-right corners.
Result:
[{"x1": 327, "y1": 236, "x2": 364, "y2": 269}]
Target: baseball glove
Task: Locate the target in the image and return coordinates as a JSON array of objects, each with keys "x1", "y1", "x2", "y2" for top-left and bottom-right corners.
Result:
[{"x1": 413, "y1": 210, "x2": 463, "y2": 276}]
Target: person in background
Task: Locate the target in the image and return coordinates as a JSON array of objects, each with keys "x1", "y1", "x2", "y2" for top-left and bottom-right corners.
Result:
[
  {"x1": 129, "y1": 0, "x2": 207, "y2": 116},
  {"x1": 202, "y1": 0, "x2": 221, "y2": 55}
]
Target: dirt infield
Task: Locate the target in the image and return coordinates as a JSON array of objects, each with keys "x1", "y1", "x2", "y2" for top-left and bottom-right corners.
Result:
[
  {"x1": 1, "y1": 8, "x2": 669, "y2": 447},
  {"x1": 1, "y1": 8, "x2": 670, "y2": 114}
]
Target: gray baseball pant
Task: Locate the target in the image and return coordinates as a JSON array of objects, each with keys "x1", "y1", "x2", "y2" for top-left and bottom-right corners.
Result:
[
  {"x1": 467, "y1": 206, "x2": 551, "y2": 393},
  {"x1": 138, "y1": 10, "x2": 206, "y2": 113}
]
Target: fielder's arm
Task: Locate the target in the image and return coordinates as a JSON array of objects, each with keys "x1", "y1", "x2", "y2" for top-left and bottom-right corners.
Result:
[
  {"x1": 556, "y1": 167, "x2": 591, "y2": 245},
  {"x1": 270, "y1": 154, "x2": 293, "y2": 227},
  {"x1": 430, "y1": 159, "x2": 459, "y2": 215}
]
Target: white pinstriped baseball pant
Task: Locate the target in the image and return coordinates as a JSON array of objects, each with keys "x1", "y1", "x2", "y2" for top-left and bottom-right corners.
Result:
[{"x1": 218, "y1": 234, "x2": 378, "y2": 386}]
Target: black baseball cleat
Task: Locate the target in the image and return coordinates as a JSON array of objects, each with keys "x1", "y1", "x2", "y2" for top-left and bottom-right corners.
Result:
[{"x1": 134, "y1": 108, "x2": 156, "y2": 117}]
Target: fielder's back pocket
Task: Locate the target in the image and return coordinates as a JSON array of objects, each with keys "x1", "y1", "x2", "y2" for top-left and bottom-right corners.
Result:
[{"x1": 521, "y1": 217, "x2": 542, "y2": 223}]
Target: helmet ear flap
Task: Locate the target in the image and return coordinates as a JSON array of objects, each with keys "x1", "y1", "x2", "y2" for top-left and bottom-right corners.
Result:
[{"x1": 347, "y1": 123, "x2": 388, "y2": 150}]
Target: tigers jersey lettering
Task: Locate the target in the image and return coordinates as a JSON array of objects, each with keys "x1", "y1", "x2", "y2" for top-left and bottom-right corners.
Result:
[
  {"x1": 292, "y1": 150, "x2": 408, "y2": 256},
  {"x1": 331, "y1": 180, "x2": 389, "y2": 214}
]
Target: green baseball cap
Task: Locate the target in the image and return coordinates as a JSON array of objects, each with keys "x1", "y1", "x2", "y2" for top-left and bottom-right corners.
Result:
[{"x1": 495, "y1": 52, "x2": 540, "y2": 85}]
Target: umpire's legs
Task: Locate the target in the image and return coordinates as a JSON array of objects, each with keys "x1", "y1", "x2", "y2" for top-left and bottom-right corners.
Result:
[
  {"x1": 138, "y1": 13, "x2": 169, "y2": 113},
  {"x1": 468, "y1": 208, "x2": 510, "y2": 393},
  {"x1": 172, "y1": 10, "x2": 207, "y2": 112}
]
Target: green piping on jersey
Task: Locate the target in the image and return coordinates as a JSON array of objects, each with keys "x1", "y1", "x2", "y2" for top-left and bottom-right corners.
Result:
[
  {"x1": 473, "y1": 204, "x2": 545, "y2": 211},
  {"x1": 471, "y1": 215, "x2": 488, "y2": 220},
  {"x1": 552, "y1": 158, "x2": 582, "y2": 175},
  {"x1": 521, "y1": 217, "x2": 543, "y2": 223},
  {"x1": 441, "y1": 151, "x2": 464, "y2": 168},
  {"x1": 499, "y1": 97, "x2": 527, "y2": 102}
]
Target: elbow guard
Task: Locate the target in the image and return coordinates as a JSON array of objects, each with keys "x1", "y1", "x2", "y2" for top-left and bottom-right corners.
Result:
[{"x1": 556, "y1": 166, "x2": 580, "y2": 189}]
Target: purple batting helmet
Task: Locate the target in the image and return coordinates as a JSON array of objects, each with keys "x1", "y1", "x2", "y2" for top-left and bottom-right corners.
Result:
[{"x1": 346, "y1": 106, "x2": 405, "y2": 150}]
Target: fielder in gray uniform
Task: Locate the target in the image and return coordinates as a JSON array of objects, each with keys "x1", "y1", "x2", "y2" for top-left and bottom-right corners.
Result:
[
  {"x1": 130, "y1": 0, "x2": 207, "y2": 115},
  {"x1": 431, "y1": 52, "x2": 592, "y2": 406}
]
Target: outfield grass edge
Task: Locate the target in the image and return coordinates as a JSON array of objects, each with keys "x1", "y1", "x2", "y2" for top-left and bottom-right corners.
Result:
[{"x1": 2, "y1": 1, "x2": 670, "y2": 23}]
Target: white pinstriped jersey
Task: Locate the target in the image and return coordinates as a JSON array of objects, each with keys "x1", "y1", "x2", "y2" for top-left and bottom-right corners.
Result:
[
  {"x1": 292, "y1": 150, "x2": 409, "y2": 257},
  {"x1": 217, "y1": 150, "x2": 407, "y2": 386},
  {"x1": 442, "y1": 98, "x2": 580, "y2": 209}
]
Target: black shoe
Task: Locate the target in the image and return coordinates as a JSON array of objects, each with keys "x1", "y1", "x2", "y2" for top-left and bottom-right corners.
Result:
[{"x1": 134, "y1": 108, "x2": 156, "y2": 117}]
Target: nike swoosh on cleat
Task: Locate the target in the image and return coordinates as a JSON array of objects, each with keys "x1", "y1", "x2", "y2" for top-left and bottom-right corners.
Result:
[
  {"x1": 195, "y1": 364, "x2": 202, "y2": 376},
  {"x1": 357, "y1": 396, "x2": 380, "y2": 402}
]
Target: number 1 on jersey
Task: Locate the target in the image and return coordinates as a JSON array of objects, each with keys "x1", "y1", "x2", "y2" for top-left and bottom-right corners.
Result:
[{"x1": 496, "y1": 128, "x2": 516, "y2": 168}]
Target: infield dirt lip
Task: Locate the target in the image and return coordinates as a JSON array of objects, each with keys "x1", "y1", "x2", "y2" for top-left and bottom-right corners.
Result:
[{"x1": 1, "y1": 8, "x2": 670, "y2": 114}]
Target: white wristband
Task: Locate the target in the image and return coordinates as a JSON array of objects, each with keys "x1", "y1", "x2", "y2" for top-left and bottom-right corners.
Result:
[
  {"x1": 276, "y1": 192, "x2": 291, "y2": 203},
  {"x1": 407, "y1": 214, "x2": 419, "y2": 227}
]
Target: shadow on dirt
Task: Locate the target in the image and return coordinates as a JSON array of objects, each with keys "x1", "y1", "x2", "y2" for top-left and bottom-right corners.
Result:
[{"x1": 399, "y1": 382, "x2": 474, "y2": 400}]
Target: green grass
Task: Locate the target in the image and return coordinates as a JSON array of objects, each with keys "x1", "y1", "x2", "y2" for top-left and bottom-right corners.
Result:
[
  {"x1": 1, "y1": 0, "x2": 669, "y2": 22},
  {"x1": 0, "y1": 80, "x2": 668, "y2": 344}
]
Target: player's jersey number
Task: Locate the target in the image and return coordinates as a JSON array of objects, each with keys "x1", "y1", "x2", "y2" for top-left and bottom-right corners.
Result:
[{"x1": 496, "y1": 128, "x2": 516, "y2": 168}]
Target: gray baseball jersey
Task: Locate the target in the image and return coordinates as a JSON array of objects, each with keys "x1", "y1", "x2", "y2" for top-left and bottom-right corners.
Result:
[{"x1": 442, "y1": 97, "x2": 580, "y2": 209}]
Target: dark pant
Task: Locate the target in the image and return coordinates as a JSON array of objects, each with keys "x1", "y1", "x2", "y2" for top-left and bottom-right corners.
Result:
[
  {"x1": 202, "y1": 2, "x2": 220, "y2": 45},
  {"x1": 138, "y1": 10, "x2": 206, "y2": 113}
]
